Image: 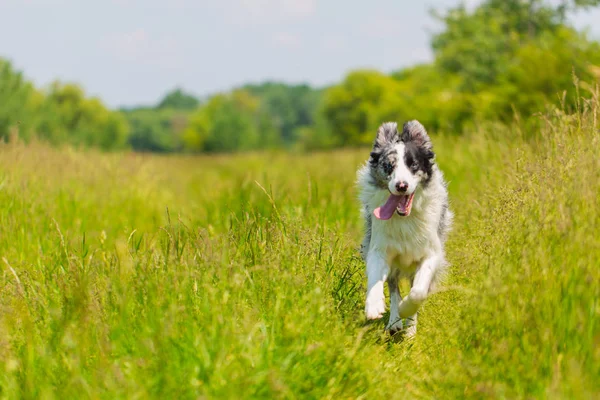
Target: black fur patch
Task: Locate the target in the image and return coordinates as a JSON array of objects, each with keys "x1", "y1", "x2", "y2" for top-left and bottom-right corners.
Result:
[
  {"x1": 401, "y1": 120, "x2": 434, "y2": 184},
  {"x1": 403, "y1": 141, "x2": 434, "y2": 184}
]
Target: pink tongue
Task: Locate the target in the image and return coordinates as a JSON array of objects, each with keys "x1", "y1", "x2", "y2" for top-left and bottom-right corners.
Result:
[{"x1": 373, "y1": 194, "x2": 404, "y2": 220}]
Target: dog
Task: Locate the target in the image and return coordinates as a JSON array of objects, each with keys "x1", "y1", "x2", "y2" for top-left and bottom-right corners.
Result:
[{"x1": 356, "y1": 120, "x2": 452, "y2": 336}]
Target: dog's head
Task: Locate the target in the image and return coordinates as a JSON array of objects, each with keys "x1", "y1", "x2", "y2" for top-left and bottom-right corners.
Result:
[{"x1": 368, "y1": 120, "x2": 434, "y2": 220}]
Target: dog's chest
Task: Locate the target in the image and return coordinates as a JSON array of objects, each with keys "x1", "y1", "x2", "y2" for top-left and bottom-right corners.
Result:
[{"x1": 375, "y1": 216, "x2": 431, "y2": 268}]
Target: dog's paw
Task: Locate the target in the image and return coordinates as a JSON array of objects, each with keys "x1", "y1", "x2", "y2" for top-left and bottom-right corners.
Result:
[
  {"x1": 407, "y1": 288, "x2": 428, "y2": 305},
  {"x1": 403, "y1": 324, "x2": 417, "y2": 339},
  {"x1": 364, "y1": 297, "x2": 385, "y2": 320},
  {"x1": 385, "y1": 318, "x2": 403, "y2": 335},
  {"x1": 403, "y1": 315, "x2": 417, "y2": 338}
]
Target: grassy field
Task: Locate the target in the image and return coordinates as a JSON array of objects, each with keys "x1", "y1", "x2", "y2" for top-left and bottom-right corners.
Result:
[{"x1": 0, "y1": 98, "x2": 598, "y2": 399}]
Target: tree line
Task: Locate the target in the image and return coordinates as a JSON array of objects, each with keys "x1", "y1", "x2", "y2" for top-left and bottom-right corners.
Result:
[{"x1": 1, "y1": 0, "x2": 599, "y2": 153}]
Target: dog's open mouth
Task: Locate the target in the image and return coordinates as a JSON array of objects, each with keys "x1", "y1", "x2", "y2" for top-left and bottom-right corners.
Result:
[{"x1": 373, "y1": 193, "x2": 415, "y2": 220}]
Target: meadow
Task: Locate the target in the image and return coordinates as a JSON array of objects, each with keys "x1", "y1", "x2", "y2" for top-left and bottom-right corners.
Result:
[{"x1": 0, "y1": 96, "x2": 598, "y2": 399}]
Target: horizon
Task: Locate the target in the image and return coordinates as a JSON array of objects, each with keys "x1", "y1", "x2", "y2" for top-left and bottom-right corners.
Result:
[{"x1": 2, "y1": 0, "x2": 599, "y2": 109}]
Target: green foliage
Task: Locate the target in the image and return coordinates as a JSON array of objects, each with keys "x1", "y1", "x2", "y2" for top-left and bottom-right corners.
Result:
[
  {"x1": 125, "y1": 108, "x2": 187, "y2": 153},
  {"x1": 0, "y1": 93, "x2": 598, "y2": 398},
  {"x1": 124, "y1": 83, "x2": 321, "y2": 153},
  {"x1": 321, "y1": 70, "x2": 406, "y2": 146},
  {"x1": 0, "y1": 60, "x2": 129, "y2": 150},
  {"x1": 293, "y1": 113, "x2": 339, "y2": 151},
  {"x1": 414, "y1": 0, "x2": 600, "y2": 131},
  {"x1": 121, "y1": 88, "x2": 197, "y2": 153},
  {"x1": 0, "y1": 59, "x2": 39, "y2": 141},
  {"x1": 558, "y1": 0, "x2": 600, "y2": 17},
  {"x1": 432, "y1": 0, "x2": 559, "y2": 90},
  {"x1": 429, "y1": 0, "x2": 600, "y2": 91},
  {"x1": 318, "y1": 0, "x2": 600, "y2": 140},
  {"x1": 122, "y1": 0, "x2": 600, "y2": 151},
  {"x1": 390, "y1": 64, "x2": 468, "y2": 132},
  {"x1": 244, "y1": 82, "x2": 322, "y2": 145},
  {"x1": 183, "y1": 89, "x2": 278, "y2": 152},
  {"x1": 157, "y1": 88, "x2": 199, "y2": 110},
  {"x1": 37, "y1": 82, "x2": 129, "y2": 150},
  {"x1": 491, "y1": 27, "x2": 600, "y2": 122}
]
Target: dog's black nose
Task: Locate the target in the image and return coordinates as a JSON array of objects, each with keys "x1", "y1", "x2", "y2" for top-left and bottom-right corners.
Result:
[{"x1": 396, "y1": 181, "x2": 408, "y2": 193}]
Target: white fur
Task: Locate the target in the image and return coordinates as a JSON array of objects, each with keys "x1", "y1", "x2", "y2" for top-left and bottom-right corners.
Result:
[
  {"x1": 388, "y1": 143, "x2": 419, "y2": 195},
  {"x1": 357, "y1": 158, "x2": 452, "y2": 336}
]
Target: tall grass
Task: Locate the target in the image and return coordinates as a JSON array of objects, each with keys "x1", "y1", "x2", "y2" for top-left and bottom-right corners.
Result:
[{"x1": 0, "y1": 93, "x2": 598, "y2": 399}]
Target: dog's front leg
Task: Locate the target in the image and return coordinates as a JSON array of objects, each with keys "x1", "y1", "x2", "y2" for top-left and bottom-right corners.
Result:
[
  {"x1": 365, "y1": 250, "x2": 388, "y2": 320},
  {"x1": 397, "y1": 254, "x2": 440, "y2": 319},
  {"x1": 385, "y1": 275, "x2": 403, "y2": 333}
]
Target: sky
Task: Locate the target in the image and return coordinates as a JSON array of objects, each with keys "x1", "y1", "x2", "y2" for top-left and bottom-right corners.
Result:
[{"x1": 1, "y1": 0, "x2": 599, "y2": 108}]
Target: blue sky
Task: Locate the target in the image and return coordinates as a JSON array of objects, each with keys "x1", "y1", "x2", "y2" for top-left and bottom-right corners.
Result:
[{"x1": 1, "y1": 0, "x2": 599, "y2": 108}]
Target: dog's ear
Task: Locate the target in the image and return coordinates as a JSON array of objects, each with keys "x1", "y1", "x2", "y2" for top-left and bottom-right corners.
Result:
[
  {"x1": 374, "y1": 122, "x2": 399, "y2": 149},
  {"x1": 424, "y1": 148, "x2": 435, "y2": 162},
  {"x1": 401, "y1": 120, "x2": 432, "y2": 151},
  {"x1": 370, "y1": 122, "x2": 399, "y2": 165},
  {"x1": 369, "y1": 151, "x2": 380, "y2": 165}
]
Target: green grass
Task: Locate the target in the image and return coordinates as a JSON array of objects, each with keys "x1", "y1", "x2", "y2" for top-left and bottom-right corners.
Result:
[{"x1": 0, "y1": 98, "x2": 598, "y2": 399}]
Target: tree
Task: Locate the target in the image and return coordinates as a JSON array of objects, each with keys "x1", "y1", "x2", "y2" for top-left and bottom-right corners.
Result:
[
  {"x1": 320, "y1": 70, "x2": 406, "y2": 146},
  {"x1": 244, "y1": 82, "x2": 321, "y2": 145},
  {"x1": 38, "y1": 82, "x2": 129, "y2": 150},
  {"x1": 157, "y1": 88, "x2": 199, "y2": 110},
  {"x1": 432, "y1": 0, "x2": 600, "y2": 91},
  {"x1": 425, "y1": 0, "x2": 600, "y2": 130},
  {"x1": 391, "y1": 64, "x2": 469, "y2": 132},
  {"x1": 183, "y1": 89, "x2": 278, "y2": 152},
  {"x1": 125, "y1": 108, "x2": 187, "y2": 152},
  {"x1": 490, "y1": 26, "x2": 600, "y2": 122},
  {"x1": 0, "y1": 59, "x2": 38, "y2": 141}
]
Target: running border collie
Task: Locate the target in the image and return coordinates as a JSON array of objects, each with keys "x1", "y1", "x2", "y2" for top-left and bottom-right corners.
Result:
[{"x1": 357, "y1": 120, "x2": 452, "y2": 336}]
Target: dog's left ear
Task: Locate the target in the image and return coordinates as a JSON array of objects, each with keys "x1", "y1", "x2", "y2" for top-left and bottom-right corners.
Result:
[
  {"x1": 370, "y1": 122, "x2": 400, "y2": 165},
  {"x1": 424, "y1": 148, "x2": 435, "y2": 162},
  {"x1": 401, "y1": 120, "x2": 432, "y2": 151},
  {"x1": 374, "y1": 122, "x2": 400, "y2": 149}
]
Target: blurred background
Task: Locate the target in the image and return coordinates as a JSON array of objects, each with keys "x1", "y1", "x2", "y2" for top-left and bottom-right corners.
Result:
[{"x1": 1, "y1": 0, "x2": 599, "y2": 153}]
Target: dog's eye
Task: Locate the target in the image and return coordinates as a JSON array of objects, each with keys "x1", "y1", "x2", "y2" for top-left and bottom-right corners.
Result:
[
  {"x1": 383, "y1": 162, "x2": 393, "y2": 174},
  {"x1": 411, "y1": 162, "x2": 419, "y2": 171}
]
